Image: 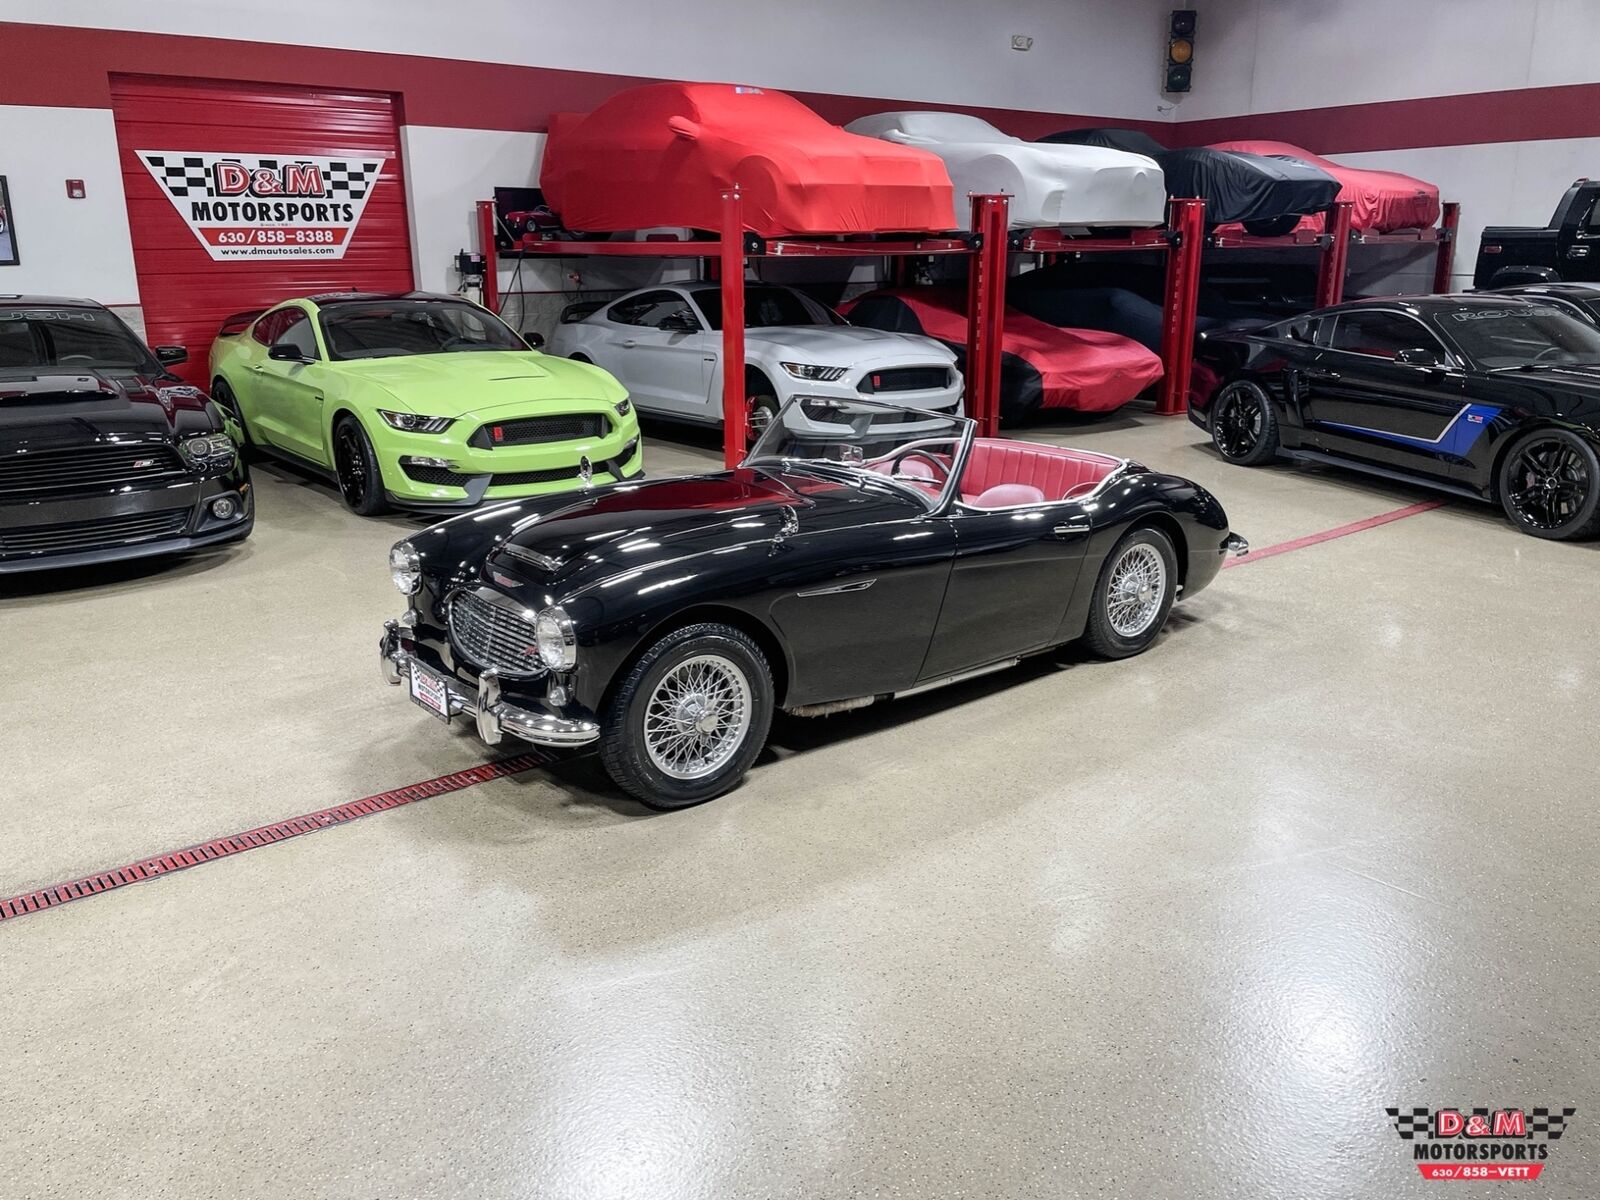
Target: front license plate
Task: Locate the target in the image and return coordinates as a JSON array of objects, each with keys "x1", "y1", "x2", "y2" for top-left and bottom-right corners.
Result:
[{"x1": 408, "y1": 663, "x2": 453, "y2": 723}]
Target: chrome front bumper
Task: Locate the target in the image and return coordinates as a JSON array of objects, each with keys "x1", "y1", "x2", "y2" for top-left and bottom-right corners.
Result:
[{"x1": 379, "y1": 621, "x2": 600, "y2": 748}]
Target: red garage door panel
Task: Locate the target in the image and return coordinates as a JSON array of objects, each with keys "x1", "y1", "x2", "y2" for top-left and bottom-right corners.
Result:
[{"x1": 111, "y1": 75, "x2": 412, "y2": 384}]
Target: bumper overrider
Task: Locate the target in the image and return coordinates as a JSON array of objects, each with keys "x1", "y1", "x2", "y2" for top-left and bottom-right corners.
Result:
[{"x1": 379, "y1": 618, "x2": 600, "y2": 748}]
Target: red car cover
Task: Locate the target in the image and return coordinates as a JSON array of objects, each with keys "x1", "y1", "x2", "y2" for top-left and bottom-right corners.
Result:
[
  {"x1": 539, "y1": 83, "x2": 956, "y2": 237},
  {"x1": 1208, "y1": 140, "x2": 1439, "y2": 233},
  {"x1": 843, "y1": 287, "x2": 1164, "y2": 419}
]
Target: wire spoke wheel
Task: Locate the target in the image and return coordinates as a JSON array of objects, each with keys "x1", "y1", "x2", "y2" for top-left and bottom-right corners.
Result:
[
  {"x1": 1214, "y1": 383, "x2": 1264, "y2": 459},
  {"x1": 334, "y1": 423, "x2": 369, "y2": 507},
  {"x1": 1106, "y1": 543, "x2": 1168, "y2": 638},
  {"x1": 643, "y1": 653, "x2": 754, "y2": 781},
  {"x1": 1505, "y1": 437, "x2": 1591, "y2": 531}
]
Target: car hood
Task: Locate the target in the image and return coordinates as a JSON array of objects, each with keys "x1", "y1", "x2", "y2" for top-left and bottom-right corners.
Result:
[
  {"x1": 0, "y1": 369, "x2": 216, "y2": 449},
  {"x1": 746, "y1": 325, "x2": 955, "y2": 365},
  {"x1": 462, "y1": 466, "x2": 924, "y2": 592},
  {"x1": 333, "y1": 351, "x2": 623, "y2": 416}
]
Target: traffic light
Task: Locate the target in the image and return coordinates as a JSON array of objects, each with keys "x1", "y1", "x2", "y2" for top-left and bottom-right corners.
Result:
[{"x1": 1166, "y1": 9, "x2": 1196, "y2": 93}]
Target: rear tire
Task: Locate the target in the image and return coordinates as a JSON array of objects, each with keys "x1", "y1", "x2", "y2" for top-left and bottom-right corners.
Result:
[
  {"x1": 1241, "y1": 214, "x2": 1301, "y2": 238},
  {"x1": 332, "y1": 415, "x2": 389, "y2": 516},
  {"x1": 1210, "y1": 378, "x2": 1281, "y2": 466},
  {"x1": 600, "y1": 622, "x2": 774, "y2": 809},
  {"x1": 1081, "y1": 527, "x2": 1179, "y2": 660},
  {"x1": 1497, "y1": 429, "x2": 1600, "y2": 540}
]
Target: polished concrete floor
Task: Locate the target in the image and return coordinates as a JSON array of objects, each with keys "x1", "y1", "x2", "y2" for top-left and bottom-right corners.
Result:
[{"x1": 2, "y1": 409, "x2": 1597, "y2": 1199}]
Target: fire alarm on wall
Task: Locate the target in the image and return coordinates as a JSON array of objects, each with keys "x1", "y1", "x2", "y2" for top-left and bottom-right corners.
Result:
[{"x1": 65, "y1": 179, "x2": 86, "y2": 199}]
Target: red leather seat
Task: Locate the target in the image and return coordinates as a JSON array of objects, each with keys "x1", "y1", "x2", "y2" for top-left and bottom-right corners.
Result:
[{"x1": 960, "y1": 439, "x2": 1120, "y2": 503}]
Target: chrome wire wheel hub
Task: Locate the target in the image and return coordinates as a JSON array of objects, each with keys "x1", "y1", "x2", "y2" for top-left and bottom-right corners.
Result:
[
  {"x1": 1107, "y1": 543, "x2": 1167, "y2": 637},
  {"x1": 644, "y1": 654, "x2": 753, "y2": 780}
]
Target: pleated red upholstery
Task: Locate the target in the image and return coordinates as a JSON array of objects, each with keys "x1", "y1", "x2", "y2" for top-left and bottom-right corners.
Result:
[{"x1": 960, "y1": 439, "x2": 1120, "y2": 502}]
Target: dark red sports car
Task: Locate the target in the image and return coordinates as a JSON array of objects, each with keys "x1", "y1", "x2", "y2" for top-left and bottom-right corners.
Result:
[
  {"x1": 539, "y1": 82, "x2": 956, "y2": 237},
  {"x1": 844, "y1": 287, "x2": 1164, "y2": 423}
]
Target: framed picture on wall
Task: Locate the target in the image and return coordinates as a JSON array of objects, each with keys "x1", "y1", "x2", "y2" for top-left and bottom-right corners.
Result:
[{"x1": 0, "y1": 176, "x2": 17, "y2": 266}]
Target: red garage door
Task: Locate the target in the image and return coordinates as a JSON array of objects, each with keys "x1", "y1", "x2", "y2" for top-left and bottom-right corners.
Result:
[{"x1": 111, "y1": 75, "x2": 413, "y2": 385}]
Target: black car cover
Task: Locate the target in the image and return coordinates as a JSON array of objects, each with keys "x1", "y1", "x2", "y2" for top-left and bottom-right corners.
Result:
[{"x1": 1042, "y1": 128, "x2": 1340, "y2": 230}]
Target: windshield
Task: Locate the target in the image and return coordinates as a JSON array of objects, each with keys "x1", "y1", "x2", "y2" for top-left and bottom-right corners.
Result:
[
  {"x1": 692, "y1": 286, "x2": 845, "y2": 331},
  {"x1": 744, "y1": 397, "x2": 971, "y2": 509},
  {"x1": 320, "y1": 300, "x2": 527, "y2": 361},
  {"x1": 1434, "y1": 305, "x2": 1600, "y2": 368},
  {"x1": 0, "y1": 306, "x2": 156, "y2": 374}
]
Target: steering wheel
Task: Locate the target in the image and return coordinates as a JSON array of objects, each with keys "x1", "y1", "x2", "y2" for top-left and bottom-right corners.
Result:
[{"x1": 888, "y1": 447, "x2": 951, "y2": 486}]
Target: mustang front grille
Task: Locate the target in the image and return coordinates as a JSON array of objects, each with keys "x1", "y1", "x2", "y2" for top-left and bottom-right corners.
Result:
[
  {"x1": 468, "y1": 414, "x2": 609, "y2": 448},
  {"x1": 448, "y1": 589, "x2": 545, "y2": 678},
  {"x1": 0, "y1": 507, "x2": 190, "y2": 559},
  {"x1": 858, "y1": 366, "x2": 952, "y2": 394},
  {"x1": 0, "y1": 442, "x2": 188, "y2": 499}
]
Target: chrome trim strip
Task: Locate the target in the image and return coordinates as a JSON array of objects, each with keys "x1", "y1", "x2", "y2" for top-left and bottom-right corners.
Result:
[
  {"x1": 895, "y1": 657, "x2": 1021, "y2": 699},
  {"x1": 501, "y1": 544, "x2": 562, "y2": 572},
  {"x1": 796, "y1": 577, "x2": 877, "y2": 597}
]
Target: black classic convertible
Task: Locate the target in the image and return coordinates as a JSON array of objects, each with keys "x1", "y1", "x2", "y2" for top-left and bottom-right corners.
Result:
[
  {"x1": 381, "y1": 400, "x2": 1245, "y2": 807},
  {"x1": 1191, "y1": 295, "x2": 1600, "y2": 540}
]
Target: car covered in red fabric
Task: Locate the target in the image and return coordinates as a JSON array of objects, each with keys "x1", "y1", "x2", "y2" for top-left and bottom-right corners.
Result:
[
  {"x1": 1207, "y1": 140, "x2": 1439, "y2": 233},
  {"x1": 843, "y1": 287, "x2": 1164, "y2": 423},
  {"x1": 539, "y1": 82, "x2": 956, "y2": 237}
]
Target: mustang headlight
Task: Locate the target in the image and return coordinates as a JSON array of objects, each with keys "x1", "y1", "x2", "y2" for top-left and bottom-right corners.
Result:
[
  {"x1": 779, "y1": 362, "x2": 848, "y2": 382},
  {"x1": 378, "y1": 409, "x2": 454, "y2": 434},
  {"x1": 535, "y1": 606, "x2": 577, "y2": 671},
  {"x1": 390, "y1": 540, "x2": 422, "y2": 594},
  {"x1": 614, "y1": 397, "x2": 633, "y2": 418},
  {"x1": 181, "y1": 432, "x2": 236, "y2": 466}
]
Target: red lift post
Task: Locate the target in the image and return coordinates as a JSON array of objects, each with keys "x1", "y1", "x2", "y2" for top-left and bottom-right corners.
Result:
[
  {"x1": 965, "y1": 194, "x2": 1011, "y2": 439},
  {"x1": 1313, "y1": 200, "x2": 1356, "y2": 308},
  {"x1": 480, "y1": 197, "x2": 986, "y2": 466}
]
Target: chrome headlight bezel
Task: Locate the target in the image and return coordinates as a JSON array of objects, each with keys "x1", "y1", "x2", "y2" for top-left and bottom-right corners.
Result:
[
  {"x1": 181, "y1": 432, "x2": 236, "y2": 466},
  {"x1": 390, "y1": 540, "x2": 422, "y2": 594},
  {"x1": 534, "y1": 606, "x2": 577, "y2": 672},
  {"x1": 378, "y1": 409, "x2": 455, "y2": 434},
  {"x1": 779, "y1": 361, "x2": 848, "y2": 382}
]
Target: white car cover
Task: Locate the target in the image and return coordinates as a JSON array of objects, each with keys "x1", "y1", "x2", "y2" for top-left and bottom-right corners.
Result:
[{"x1": 845, "y1": 112, "x2": 1167, "y2": 231}]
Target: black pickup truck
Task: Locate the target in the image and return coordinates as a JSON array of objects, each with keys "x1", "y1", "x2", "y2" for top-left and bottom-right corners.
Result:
[{"x1": 1474, "y1": 179, "x2": 1600, "y2": 287}]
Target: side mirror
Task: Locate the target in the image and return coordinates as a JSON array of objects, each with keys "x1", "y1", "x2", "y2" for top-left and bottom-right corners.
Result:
[
  {"x1": 155, "y1": 344, "x2": 188, "y2": 365},
  {"x1": 667, "y1": 116, "x2": 701, "y2": 141},
  {"x1": 268, "y1": 343, "x2": 310, "y2": 363},
  {"x1": 658, "y1": 310, "x2": 700, "y2": 333},
  {"x1": 1395, "y1": 346, "x2": 1440, "y2": 368},
  {"x1": 522, "y1": 331, "x2": 546, "y2": 350}
]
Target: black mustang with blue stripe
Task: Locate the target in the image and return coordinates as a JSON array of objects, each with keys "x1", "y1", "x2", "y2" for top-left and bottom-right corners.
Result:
[{"x1": 1190, "y1": 295, "x2": 1600, "y2": 541}]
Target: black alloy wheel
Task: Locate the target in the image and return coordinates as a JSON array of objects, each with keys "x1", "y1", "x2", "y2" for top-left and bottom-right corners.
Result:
[
  {"x1": 1211, "y1": 379, "x2": 1280, "y2": 465},
  {"x1": 333, "y1": 416, "x2": 389, "y2": 516},
  {"x1": 1497, "y1": 430, "x2": 1600, "y2": 540},
  {"x1": 211, "y1": 377, "x2": 253, "y2": 448}
]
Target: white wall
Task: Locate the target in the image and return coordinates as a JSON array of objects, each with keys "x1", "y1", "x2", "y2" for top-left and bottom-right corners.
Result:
[
  {"x1": 6, "y1": 0, "x2": 1177, "y2": 122},
  {"x1": 1177, "y1": 0, "x2": 1600, "y2": 122},
  {"x1": 0, "y1": 105, "x2": 141, "y2": 304}
]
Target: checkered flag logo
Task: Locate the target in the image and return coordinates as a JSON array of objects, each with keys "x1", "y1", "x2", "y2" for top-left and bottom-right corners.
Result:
[
  {"x1": 1528, "y1": 1107, "x2": 1576, "y2": 1140},
  {"x1": 142, "y1": 154, "x2": 211, "y2": 199},
  {"x1": 1387, "y1": 1106, "x2": 1431, "y2": 1140},
  {"x1": 322, "y1": 160, "x2": 382, "y2": 200}
]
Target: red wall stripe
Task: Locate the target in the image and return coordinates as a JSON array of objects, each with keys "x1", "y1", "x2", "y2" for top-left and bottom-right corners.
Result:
[
  {"x1": 1171, "y1": 83, "x2": 1600, "y2": 155},
  {"x1": 0, "y1": 21, "x2": 1160, "y2": 140}
]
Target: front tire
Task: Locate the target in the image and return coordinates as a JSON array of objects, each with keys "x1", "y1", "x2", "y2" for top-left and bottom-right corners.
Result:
[
  {"x1": 1210, "y1": 378, "x2": 1280, "y2": 465},
  {"x1": 1242, "y1": 214, "x2": 1301, "y2": 238},
  {"x1": 332, "y1": 416, "x2": 389, "y2": 516},
  {"x1": 1497, "y1": 429, "x2": 1600, "y2": 540},
  {"x1": 600, "y1": 622, "x2": 775, "y2": 809},
  {"x1": 211, "y1": 377, "x2": 253, "y2": 448},
  {"x1": 747, "y1": 394, "x2": 780, "y2": 447},
  {"x1": 1081, "y1": 527, "x2": 1179, "y2": 659}
]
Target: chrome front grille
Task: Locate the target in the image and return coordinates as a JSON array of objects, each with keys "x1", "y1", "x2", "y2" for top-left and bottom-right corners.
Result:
[{"x1": 448, "y1": 589, "x2": 544, "y2": 678}]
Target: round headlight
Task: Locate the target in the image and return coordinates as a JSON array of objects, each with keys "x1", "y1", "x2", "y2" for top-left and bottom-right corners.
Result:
[
  {"x1": 535, "y1": 607, "x2": 576, "y2": 671},
  {"x1": 389, "y1": 541, "x2": 421, "y2": 594}
]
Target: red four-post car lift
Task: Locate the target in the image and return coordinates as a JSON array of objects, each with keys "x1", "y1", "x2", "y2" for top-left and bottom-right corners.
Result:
[{"x1": 476, "y1": 193, "x2": 1459, "y2": 468}]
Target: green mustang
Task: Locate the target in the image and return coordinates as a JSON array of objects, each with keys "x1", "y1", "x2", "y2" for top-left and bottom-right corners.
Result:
[{"x1": 208, "y1": 292, "x2": 643, "y2": 514}]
